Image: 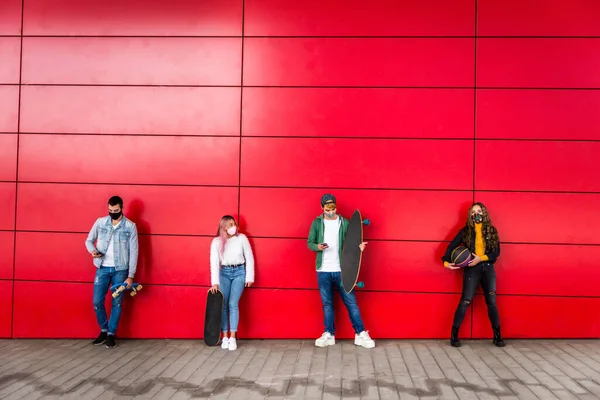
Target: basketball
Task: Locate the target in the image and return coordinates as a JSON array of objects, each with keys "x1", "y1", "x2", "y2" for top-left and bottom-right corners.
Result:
[{"x1": 451, "y1": 246, "x2": 473, "y2": 268}]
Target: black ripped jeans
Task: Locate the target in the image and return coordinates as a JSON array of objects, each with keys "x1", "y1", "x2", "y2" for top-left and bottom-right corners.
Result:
[{"x1": 452, "y1": 262, "x2": 501, "y2": 329}]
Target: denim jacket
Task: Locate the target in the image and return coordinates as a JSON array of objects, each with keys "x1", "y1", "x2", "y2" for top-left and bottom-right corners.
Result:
[{"x1": 85, "y1": 216, "x2": 139, "y2": 278}]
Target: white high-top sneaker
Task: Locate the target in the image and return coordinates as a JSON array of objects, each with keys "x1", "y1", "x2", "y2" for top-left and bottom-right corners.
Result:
[
  {"x1": 315, "y1": 332, "x2": 335, "y2": 347},
  {"x1": 221, "y1": 337, "x2": 229, "y2": 349},
  {"x1": 355, "y1": 331, "x2": 375, "y2": 348}
]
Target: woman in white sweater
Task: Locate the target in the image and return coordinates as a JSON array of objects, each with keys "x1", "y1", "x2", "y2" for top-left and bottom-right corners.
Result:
[{"x1": 209, "y1": 215, "x2": 255, "y2": 350}]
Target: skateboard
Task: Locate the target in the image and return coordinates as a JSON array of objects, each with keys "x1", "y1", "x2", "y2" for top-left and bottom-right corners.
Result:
[
  {"x1": 110, "y1": 282, "x2": 143, "y2": 298},
  {"x1": 204, "y1": 289, "x2": 224, "y2": 346},
  {"x1": 340, "y1": 209, "x2": 370, "y2": 294}
]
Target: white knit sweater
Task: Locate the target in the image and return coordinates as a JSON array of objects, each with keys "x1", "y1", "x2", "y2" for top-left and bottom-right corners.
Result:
[{"x1": 210, "y1": 233, "x2": 255, "y2": 286}]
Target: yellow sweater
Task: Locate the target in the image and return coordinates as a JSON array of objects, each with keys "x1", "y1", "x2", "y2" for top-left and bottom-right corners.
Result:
[{"x1": 444, "y1": 223, "x2": 488, "y2": 266}]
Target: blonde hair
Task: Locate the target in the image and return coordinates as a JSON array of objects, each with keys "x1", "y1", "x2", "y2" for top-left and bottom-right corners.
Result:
[{"x1": 323, "y1": 203, "x2": 336, "y2": 211}]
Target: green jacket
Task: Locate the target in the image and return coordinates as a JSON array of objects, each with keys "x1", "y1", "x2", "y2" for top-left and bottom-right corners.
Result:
[{"x1": 307, "y1": 214, "x2": 349, "y2": 270}]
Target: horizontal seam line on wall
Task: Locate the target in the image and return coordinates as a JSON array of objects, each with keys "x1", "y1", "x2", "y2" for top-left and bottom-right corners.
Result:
[
  {"x1": 2, "y1": 182, "x2": 600, "y2": 195},
  {"x1": 1, "y1": 230, "x2": 599, "y2": 246},
  {"x1": 3, "y1": 133, "x2": 600, "y2": 142},
  {"x1": 3, "y1": 35, "x2": 600, "y2": 39},
  {"x1": 2, "y1": 84, "x2": 600, "y2": 90},
  {"x1": 2, "y1": 279, "x2": 598, "y2": 298}
]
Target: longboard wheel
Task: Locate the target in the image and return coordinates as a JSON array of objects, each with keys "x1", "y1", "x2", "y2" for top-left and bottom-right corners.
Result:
[
  {"x1": 362, "y1": 219, "x2": 370, "y2": 226},
  {"x1": 356, "y1": 281, "x2": 365, "y2": 288},
  {"x1": 137, "y1": 285, "x2": 143, "y2": 291}
]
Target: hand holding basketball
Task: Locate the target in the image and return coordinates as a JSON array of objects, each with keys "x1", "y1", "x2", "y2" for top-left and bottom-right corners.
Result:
[
  {"x1": 468, "y1": 254, "x2": 482, "y2": 267},
  {"x1": 445, "y1": 263, "x2": 460, "y2": 270}
]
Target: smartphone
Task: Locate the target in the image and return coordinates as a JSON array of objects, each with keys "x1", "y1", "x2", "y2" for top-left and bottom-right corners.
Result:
[
  {"x1": 96, "y1": 251, "x2": 104, "y2": 257},
  {"x1": 320, "y1": 243, "x2": 328, "y2": 248}
]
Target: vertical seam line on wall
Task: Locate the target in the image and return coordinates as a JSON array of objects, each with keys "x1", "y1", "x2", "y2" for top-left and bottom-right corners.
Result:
[
  {"x1": 237, "y1": 1, "x2": 245, "y2": 221},
  {"x1": 471, "y1": 0, "x2": 478, "y2": 340},
  {"x1": 12, "y1": 0, "x2": 25, "y2": 339}
]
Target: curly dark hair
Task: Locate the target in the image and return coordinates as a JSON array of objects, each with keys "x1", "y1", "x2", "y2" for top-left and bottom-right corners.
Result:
[{"x1": 462, "y1": 202, "x2": 499, "y2": 250}]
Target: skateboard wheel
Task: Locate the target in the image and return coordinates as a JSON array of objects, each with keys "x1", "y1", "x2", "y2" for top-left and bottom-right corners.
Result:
[
  {"x1": 137, "y1": 285, "x2": 143, "y2": 291},
  {"x1": 130, "y1": 292, "x2": 136, "y2": 297},
  {"x1": 362, "y1": 219, "x2": 370, "y2": 226},
  {"x1": 356, "y1": 281, "x2": 365, "y2": 288}
]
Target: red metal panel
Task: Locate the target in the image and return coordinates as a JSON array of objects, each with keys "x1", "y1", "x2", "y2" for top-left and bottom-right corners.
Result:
[
  {"x1": 241, "y1": 138, "x2": 473, "y2": 190},
  {"x1": 475, "y1": 192, "x2": 600, "y2": 245},
  {"x1": 478, "y1": 0, "x2": 600, "y2": 36},
  {"x1": 242, "y1": 88, "x2": 473, "y2": 138},
  {"x1": 17, "y1": 183, "x2": 239, "y2": 235},
  {"x1": 478, "y1": 39, "x2": 600, "y2": 88},
  {"x1": 494, "y1": 244, "x2": 600, "y2": 297},
  {"x1": 243, "y1": 38, "x2": 474, "y2": 87},
  {"x1": 472, "y1": 295, "x2": 600, "y2": 338},
  {"x1": 244, "y1": 0, "x2": 474, "y2": 36},
  {"x1": 0, "y1": 86, "x2": 19, "y2": 132},
  {"x1": 0, "y1": 232, "x2": 14, "y2": 280},
  {"x1": 12, "y1": 281, "x2": 207, "y2": 339},
  {"x1": 118, "y1": 285, "x2": 206, "y2": 339},
  {"x1": 251, "y1": 238, "x2": 464, "y2": 293},
  {"x1": 476, "y1": 141, "x2": 600, "y2": 192},
  {"x1": 12, "y1": 281, "x2": 97, "y2": 338},
  {"x1": 477, "y1": 89, "x2": 600, "y2": 140},
  {"x1": 23, "y1": 0, "x2": 243, "y2": 36},
  {"x1": 0, "y1": 134, "x2": 17, "y2": 181},
  {"x1": 0, "y1": 38, "x2": 20, "y2": 84},
  {"x1": 239, "y1": 290, "x2": 470, "y2": 339},
  {"x1": 0, "y1": 182, "x2": 16, "y2": 230},
  {"x1": 0, "y1": 0, "x2": 22, "y2": 35},
  {"x1": 22, "y1": 38, "x2": 241, "y2": 85},
  {"x1": 15, "y1": 232, "x2": 211, "y2": 285},
  {"x1": 18, "y1": 135, "x2": 240, "y2": 186},
  {"x1": 0, "y1": 281, "x2": 12, "y2": 338},
  {"x1": 241, "y1": 187, "x2": 472, "y2": 241},
  {"x1": 14, "y1": 232, "x2": 91, "y2": 282},
  {"x1": 20, "y1": 86, "x2": 240, "y2": 135}
]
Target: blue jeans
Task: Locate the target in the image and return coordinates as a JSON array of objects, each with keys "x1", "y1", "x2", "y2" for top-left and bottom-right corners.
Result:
[
  {"x1": 317, "y1": 272, "x2": 365, "y2": 335},
  {"x1": 93, "y1": 267, "x2": 128, "y2": 335},
  {"x1": 220, "y1": 266, "x2": 246, "y2": 332}
]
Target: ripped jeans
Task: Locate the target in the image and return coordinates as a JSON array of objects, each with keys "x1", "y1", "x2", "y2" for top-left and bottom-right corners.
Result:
[
  {"x1": 93, "y1": 267, "x2": 129, "y2": 335},
  {"x1": 452, "y1": 262, "x2": 501, "y2": 329}
]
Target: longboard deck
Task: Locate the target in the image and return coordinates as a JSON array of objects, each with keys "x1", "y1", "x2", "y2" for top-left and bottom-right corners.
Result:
[
  {"x1": 341, "y1": 209, "x2": 363, "y2": 294},
  {"x1": 204, "y1": 290, "x2": 224, "y2": 346}
]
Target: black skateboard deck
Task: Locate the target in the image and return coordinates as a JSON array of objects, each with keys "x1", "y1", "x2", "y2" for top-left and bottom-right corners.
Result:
[
  {"x1": 204, "y1": 290, "x2": 224, "y2": 346},
  {"x1": 340, "y1": 209, "x2": 370, "y2": 294}
]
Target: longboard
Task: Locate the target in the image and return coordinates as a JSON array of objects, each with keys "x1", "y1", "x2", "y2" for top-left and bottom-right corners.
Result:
[
  {"x1": 110, "y1": 282, "x2": 143, "y2": 298},
  {"x1": 204, "y1": 290, "x2": 224, "y2": 346},
  {"x1": 340, "y1": 209, "x2": 370, "y2": 294}
]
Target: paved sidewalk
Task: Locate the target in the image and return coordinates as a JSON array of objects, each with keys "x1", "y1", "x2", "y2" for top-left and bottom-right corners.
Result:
[{"x1": 1, "y1": 339, "x2": 600, "y2": 399}]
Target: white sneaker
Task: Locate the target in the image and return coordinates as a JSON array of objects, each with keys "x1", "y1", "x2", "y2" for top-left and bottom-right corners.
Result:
[
  {"x1": 228, "y1": 337, "x2": 237, "y2": 351},
  {"x1": 221, "y1": 337, "x2": 229, "y2": 349},
  {"x1": 355, "y1": 331, "x2": 375, "y2": 348},
  {"x1": 315, "y1": 332, "x2": 335, "y2": 347}
]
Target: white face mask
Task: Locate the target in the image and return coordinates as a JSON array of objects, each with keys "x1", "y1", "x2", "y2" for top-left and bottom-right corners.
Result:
[{"x1": 226, "y1": 226, "x2": 237, "y2": 236}]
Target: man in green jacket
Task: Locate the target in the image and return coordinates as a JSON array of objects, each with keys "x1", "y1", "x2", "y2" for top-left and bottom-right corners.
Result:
[{"x1": 307, "y1": 193, "x2": 375, "y2": 348}]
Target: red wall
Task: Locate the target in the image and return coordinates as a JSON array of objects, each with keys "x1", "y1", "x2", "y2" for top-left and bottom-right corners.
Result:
[{"x1": 1, "y1": 0, "x2": 600, "y2": 339}]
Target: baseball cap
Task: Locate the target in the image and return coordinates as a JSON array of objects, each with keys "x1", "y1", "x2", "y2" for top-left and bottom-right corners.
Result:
[{"x1": 320, "y1": 193, "x2": 336, "y2": 207}]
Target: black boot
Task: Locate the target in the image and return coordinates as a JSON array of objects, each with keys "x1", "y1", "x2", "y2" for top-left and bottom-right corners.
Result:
[
  {"x1": 450, "y1": 327, "x2": 461, "y2": 347},
  {"x1": 492, "y1": 326, "x2": 505, "y2": 347}
]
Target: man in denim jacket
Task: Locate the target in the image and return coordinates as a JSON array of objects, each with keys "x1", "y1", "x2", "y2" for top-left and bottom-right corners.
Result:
[{"x1": 85, "y1": 196, "x2": 139, "y2": 348}]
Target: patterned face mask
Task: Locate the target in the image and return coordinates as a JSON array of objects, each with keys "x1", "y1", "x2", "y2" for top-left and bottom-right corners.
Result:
[{"x1": 472, "y1": 213, "x2": 483, "y2": 223}]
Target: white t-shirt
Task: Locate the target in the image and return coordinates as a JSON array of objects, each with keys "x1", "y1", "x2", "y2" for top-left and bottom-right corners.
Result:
[
  {"x1": 101, "y1": 221, "x2": 121, "y2": 267},
  {"x1": 320, "y1": 217, "x2": 341, "y2": 272}
]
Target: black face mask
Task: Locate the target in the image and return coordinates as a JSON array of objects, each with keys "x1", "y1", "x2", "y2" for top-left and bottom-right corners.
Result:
[
  {"x1": 109, "y1": 211, "x2": 122, "y2": 220},
  {"x1": 472, "y1": 213, "x2": 483, "y2": 224}
]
